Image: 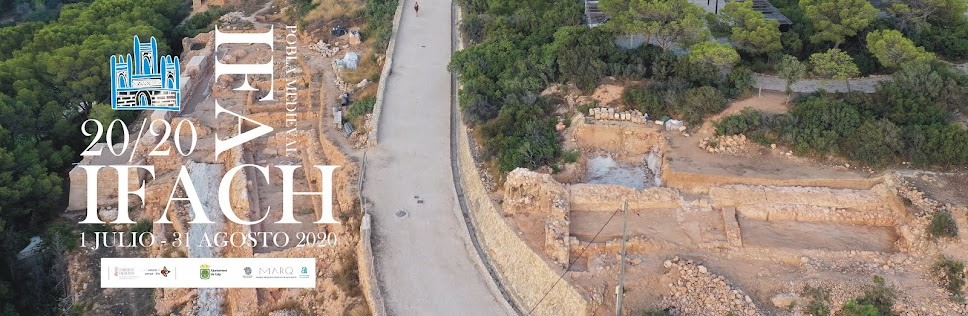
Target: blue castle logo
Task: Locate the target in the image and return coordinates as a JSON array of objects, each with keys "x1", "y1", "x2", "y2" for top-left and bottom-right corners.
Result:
[{"x1": 110, "y1": 36, "x2": 181, "y2": 111}]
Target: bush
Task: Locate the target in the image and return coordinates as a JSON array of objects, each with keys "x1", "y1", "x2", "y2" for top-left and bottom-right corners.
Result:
[
  {"x1": 724, "y1": 66, "x2": 754, "y2": 98},
  {"x1": 706, "y1": 13, "x2": 731, "y2": 38},
  {"x1": 837, "y1": 300, "x2": 880, "y2": 316},
  {"x1": 363, "y1": 0, "x2": 400, "y2": 51},
  {"x1": 577, "y1": 102, "x2": 595, "y2": 116},
  {"x1": 175, "y1": 6, "x2": 224, "y2": 39},
  {"x1": 842, "y1": 119, "x2": 902, "y2": 167},
  {"x1": 624, "y1": 85, "x2": 727, "y2": 126},
  {"x1": 623, "y1": 88, "x2": 663, "y2": 117},
  {"x1": 715, "y1": 108, "x2": 763, "y2": 136},
  {"x1": 833, "y1": 276, "x2": 894, "y2": 315},
  {"x1": 802, "y1": 285, "x2": 832, "y2": 316},
  {"x1": 934, "y1": 257, "x2": 966, "y2": 299},
  {"x1": 45, "y1": 222, "x2": 78, "y2": 250},
  {"x1": 676, "y1": 86, "x2": 728, "y2": 125},
  {"x1": 347, "y1": 96, "x2": 376, "y2": 121},
  {"x1": 928, "y1": 209, "x2": 958, "y2": 239},
  {"x1": 562, "y1": 150, "x2": 580, "y2": 164}
]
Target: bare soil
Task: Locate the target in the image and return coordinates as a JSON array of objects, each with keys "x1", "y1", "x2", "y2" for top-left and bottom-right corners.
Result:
[{"x1": 738, "y1": 219, "x2": 899, "y2": 252}]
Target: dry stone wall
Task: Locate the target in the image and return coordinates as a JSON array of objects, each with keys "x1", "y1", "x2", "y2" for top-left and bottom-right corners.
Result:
[
  {"x1": 710, "y1": 184, "x2": 904, "y2": 226},
  {"x1": 457, "y1": 120, "x2": 591, "y2": 315},
  {"x1": 569, "y1": 184, "x2": 681, "y2": 211},
  {"x1": 503, "y1": 169, "x2": 571, "y2": 267},
  {"x1": 570, "y1": 118, "x2": 665, "y2": 157},
  {"x1": 663, "y1": 165, "x2": 883, "y2": 193}
]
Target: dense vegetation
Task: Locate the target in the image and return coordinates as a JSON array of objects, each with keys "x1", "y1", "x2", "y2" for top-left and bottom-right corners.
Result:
[
  {"x1": 715, "y1": 60, "x2": 968, "y2": 167},
  {"x1": 361, "y1": 0, "x2": 398, "y2": 51},
  {"x1": 767, "y1": 0, "x2": 968, "y2": 76},
  {"x1": 451, "y1": 0, "x2": 750, "y2": 173},
  {"x1": 0, "y1": 1, "x2": 189, "y2": 314},
  {"x1": 928, "y1": 209, "x2": 959, "y2": 239}
]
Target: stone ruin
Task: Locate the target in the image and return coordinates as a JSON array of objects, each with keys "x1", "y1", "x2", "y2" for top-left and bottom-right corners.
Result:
[
  {"x1": 505, "y1": 167, "x2": 910, "y2": 258},
  {"x1": 587, "y1": 107, "x2": 649, "y2": 123}
]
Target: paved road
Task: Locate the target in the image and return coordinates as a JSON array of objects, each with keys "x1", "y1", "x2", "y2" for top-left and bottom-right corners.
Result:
[
  {"x1": 361, "y1": 0, "x2": 511, "y2": 314},
  {"x1": 752, "y1": 74, "x2": 886, "y2": 93}
]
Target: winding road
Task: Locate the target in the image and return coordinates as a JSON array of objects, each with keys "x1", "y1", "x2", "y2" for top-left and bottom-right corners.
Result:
[{"x1": 361, "y1": 0, "x2": 512, "y2": 314}]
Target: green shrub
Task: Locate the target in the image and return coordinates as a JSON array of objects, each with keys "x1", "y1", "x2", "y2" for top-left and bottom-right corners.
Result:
[
  {"x1": 837, "y1": 300, "x2": 879, "y2": 316},
  {"x1": 706, "y1": 13, "x2": 731, "y2": 38},
  {"x1": 45, "y1": 222, "x2": 78, "y2": 250},
  {"x1": 577, "y1": 102, "x2": 595, "y2": 116},
  {"x1": 934, "y1": 257, "x2": 966, "y2": 299},
  {"x1": 562, "y1": 150, "x2": 580, "y2": 164},
  {"x1": 363, "y1": 0, "x2": 399, "y2": 51},
  {"x1": 928, "y1": 209, "x2": 958, "y2": 239},
  {"x1": 175, "y1": 6, "x2": 225, "y2": 39},
  {"x1": 676, "y1": 86, "x2": 728, "y2": 125},
  {"x1": 715, "y1": 108, "x2": 763, "y2": 136},
  {"x1": 725, "y1": 66, "x2": 754, "y2": 98},
  {"x1": 623, "y1": 88, "x2": 663, "y2": 117},
  {"x1": 802, "y1": 285, "x2": 832, "y2": 316},
  {"x1": 828, "y1": 276, "x2": 894, "y2": 315},
  {"x1": 347, "y1": 96, "x2": 376, "y2": 121}
]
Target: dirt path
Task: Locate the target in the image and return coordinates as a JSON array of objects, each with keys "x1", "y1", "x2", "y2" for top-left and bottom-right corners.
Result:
[{"x1": 361, "y1": 0, "x2": 511, "y2": 314}]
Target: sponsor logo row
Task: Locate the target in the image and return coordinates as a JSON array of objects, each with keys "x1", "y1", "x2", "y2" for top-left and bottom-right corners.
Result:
[{"x1": 101, "y1": 258, "x2": 315, "y2": 288}]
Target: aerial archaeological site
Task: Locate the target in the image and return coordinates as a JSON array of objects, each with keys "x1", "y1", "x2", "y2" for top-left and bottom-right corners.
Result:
[{"x1": 0, "y1": 0, "x2": 967, "y2": 315}]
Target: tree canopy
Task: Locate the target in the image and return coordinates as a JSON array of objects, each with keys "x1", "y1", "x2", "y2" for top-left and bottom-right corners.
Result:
[
  {"x1": 599, "y1": 0, "x2": 708, "y2": 50},
  {"x1": 0, "y1": 0, "x2": 189, "y2": 314},
  {"x1": 866, "y1": 29, "x2": 935, "y2": 68},
  {"x1": 688, "y1": 41, "x2": 740, "y2": 71},
  {"x1": 776, "y1": 54, "x2": 806, "y2": 97},
  {"x1": 721, "y1": 0, "x2": 782, "y2": 54},
  {"x1": 809, "y1": 48, "x2": 859, "y2": 87},
  {"x1": 799, "y1": 0, "x2": 878, "y2": 47}
]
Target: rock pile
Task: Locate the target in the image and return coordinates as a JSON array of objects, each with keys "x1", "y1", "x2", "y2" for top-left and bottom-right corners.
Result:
[
  {"x1": 587, "y1": 107, "x2": 649, "y2": 123},
  {"x1": 309, "y1": 40, "x2": 341, "y2": 57},
  {"x1": 896, "y1": 181, "x2": 943, "y2": 217},
  {"x1": 216, "y1": 12, "x2": 254, "y2": 30},
  {"x1": 330, "y1": 62, "x2": 350, "y2": 92},
  {"x1": 660, "y1": 257, "x2": 759, "y2": 316},
  {"x1": 700, "y1": 134, "x2": 750, "y2": 155}
]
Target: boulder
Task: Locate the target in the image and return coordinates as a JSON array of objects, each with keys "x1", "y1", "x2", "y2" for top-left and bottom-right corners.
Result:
[{"x1": 771, "y1": 293, "x2": 797, "y2": 308}]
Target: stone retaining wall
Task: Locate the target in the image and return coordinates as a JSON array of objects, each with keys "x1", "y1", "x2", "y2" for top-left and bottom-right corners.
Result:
[
  {"x1": 357, "y1": 214, "x2": 386, "y2": 316},
  {"x1": 710, "y1": 184, "x2": 905, "y2": 226},
  {"x1": 366, "y1": 0, "x2": 405, "y2": 146},
  {"x1": 569, "y1": 184, "x2": 681, "y2": 211},
  {"x1": 456, "y1": 113, "x2": 592, "y2": 315},
  {"x1": 570, "y1": 118, "x2": 664, "y2": 157},
  {"x1": 663, "y1": 165, "x2": 884, "y2": 193}
]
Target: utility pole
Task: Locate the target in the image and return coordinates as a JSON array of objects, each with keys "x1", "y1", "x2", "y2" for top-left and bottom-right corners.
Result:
[{"x1": 614, "y1": 200, "x2": 628, "y2": 316}]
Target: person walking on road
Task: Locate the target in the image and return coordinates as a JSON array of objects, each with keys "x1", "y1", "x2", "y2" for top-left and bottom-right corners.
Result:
[{"x1": 414, "y1": 1, "x2": 420, "y2": 16}]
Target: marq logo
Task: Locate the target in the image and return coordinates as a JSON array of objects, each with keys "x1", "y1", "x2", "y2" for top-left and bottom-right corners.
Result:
[{"x1": 110, "y1": 35, "x2": 181, "y2": 111}]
